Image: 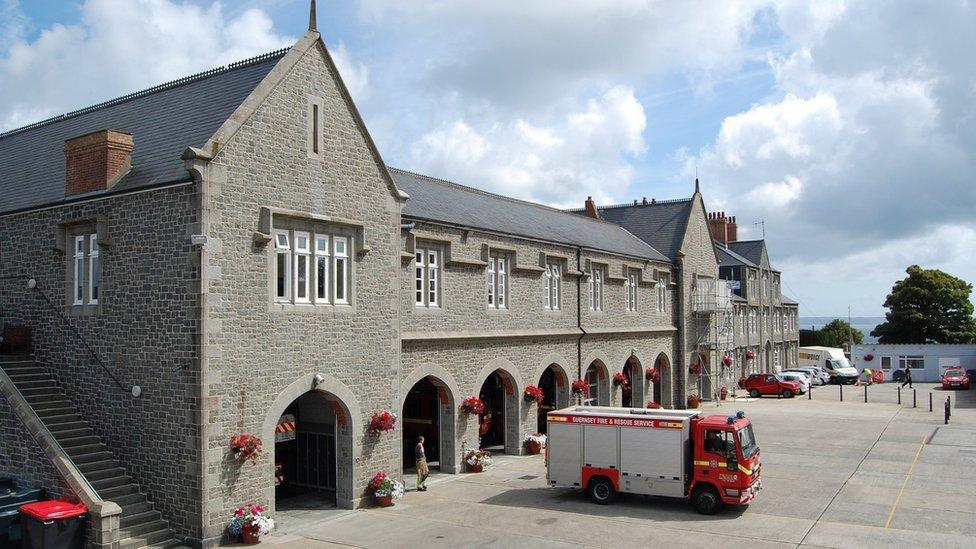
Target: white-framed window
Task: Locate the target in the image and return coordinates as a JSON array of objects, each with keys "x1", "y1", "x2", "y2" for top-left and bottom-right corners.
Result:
[
  {"x1": 762, "y1": 273, "x2": 769, "y2": 297},
  {"x1": 275, "y1": 229, "x2": 351, "y2": 306},
  {"x1": 589, "y1": 265, "x2": 604, "y2": 311},
  {"x1": 544, "y1": 261, "x2": 561, "y2": 310},
  {"x1": 487, "y1": 253, "x2": 508, "y2": 309},
  {"x1": 274, "y1": 230, "x2": 292, "y2": 302},
  {"x1": 334, "y1": 237, "x2": 349, "y2": 305},
  {"x1": 626, "y1": 271, "x2": 638, "y2": 312},
  {"x1": 315, "y1": 235, "x2": 329, "y2": 302},
  {"x1": 880, "y1": 356, "x2": 892, "y2": 371},
  {"x1": 73, "y1": 235, "x2": 86, "y2": 305},
  {"x1": 899, "y1": 356, "x2": 924, "y2": 370},
  {"x1": 584, "y1": 364, "x2": 601, "y2": 406},
  {"x1": 294, "y1": 231, "x2": 311, "y2": 303},
  {"x1": 657, "y1": 275, "x2": 667, "y2": 312},
  {"x1": 88, "y1": 234, "x2": 99, "y2": 304},
  {"x1": 415, "y1": 247, "x2": 440, "y2": 308},
  {"x1": 774, "y1": 348, "x2": 781, "y2": 369}
]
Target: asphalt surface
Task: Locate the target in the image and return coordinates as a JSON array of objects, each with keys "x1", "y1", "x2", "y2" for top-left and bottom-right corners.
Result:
[{"x1": 245, "y1": 381, "x2": 976, "y2": 548}]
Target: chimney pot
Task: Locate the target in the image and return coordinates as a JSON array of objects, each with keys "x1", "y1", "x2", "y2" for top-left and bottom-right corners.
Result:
[
  {"x1": 651, "y1": 198, "x2": 656, "y2": 204},
  {"x1": 65, "y1": 129, "x2": 133, "y2": 196},
  {"x1": 584, "y1": 196, "x2": 600, "y2": 219},
  {"x1": 642, "y1": 197, "x2": 649, "y2": 205}
]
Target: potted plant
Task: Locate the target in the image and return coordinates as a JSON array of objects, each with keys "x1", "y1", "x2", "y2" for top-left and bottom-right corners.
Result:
[
  {"x1": 227, "y1": 503, "x2": 274, "y2": 544},
  {"x1": 460, "y1": 396, "x2": 486, "y2": 414},
  {"x1": 612, "y1": 372, "x2": 628, "y2": 387},
  {"x1": 230, "y1": 434, "x2": 263, "y2": 465},
  {"x1": 746, "y1": 349, "x2": 756, "y2": 360},
  {"x1": 687, "y1": 394, "x2": 701, "y2": 409},
  {"x1": 571, "y1": 379, "x2": 589, "y2": 398},
  {"x1": 523, "y1": 433, "x2": 546, "y2": 455},
  {"x1": 523, "y1": 385, "x2": 544, "y2": 405},
  {"x1": 645, "y1": 367, "x2": 661, "y2": 384},
  {"x1": 369, "y1": 471, "x2": 404, "y2": 507},
  {"x1": 464, "y1": 449, "x2": 492, "y2": 472},
  {"x1": 368, "y1": 411, "x2": 397, "y2": 434}
]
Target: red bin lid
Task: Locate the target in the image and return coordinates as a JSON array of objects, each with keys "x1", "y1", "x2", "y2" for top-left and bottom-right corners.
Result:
[{"x1": 19, "y1": 500, "x2": 88, "y2": 520}]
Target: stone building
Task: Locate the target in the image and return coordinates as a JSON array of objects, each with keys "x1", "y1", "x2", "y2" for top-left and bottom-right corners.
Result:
[{"x1": 0, "y1": 5, "x2": 796, "y2": 547}]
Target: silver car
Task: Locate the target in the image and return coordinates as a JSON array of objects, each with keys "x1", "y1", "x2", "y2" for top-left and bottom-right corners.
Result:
[{"x1": 784, "y1": 367, "x2": 827, "y2": 386}]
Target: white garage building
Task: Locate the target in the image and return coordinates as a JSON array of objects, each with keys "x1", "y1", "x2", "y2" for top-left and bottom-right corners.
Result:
[{"x1": 852, "y1": 343, "x2": 976, "y2": 382}]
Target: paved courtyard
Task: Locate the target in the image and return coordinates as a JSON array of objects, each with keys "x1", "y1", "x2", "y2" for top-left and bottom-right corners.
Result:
[{"x1": 251, "y1": 382, "x2": 976, "y2": 548}]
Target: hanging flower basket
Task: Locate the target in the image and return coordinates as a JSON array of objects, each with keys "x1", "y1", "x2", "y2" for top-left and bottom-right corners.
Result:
[
  {"x1": 460, "y1": 396, "x2": 486, "y2": 415},
  {"x1": 523, "y1": 434, "x2": 547, "y2": 455},
  {"x1": 368, "y1": 411, "x2": 397, "y2": 434},
  {"x1": 230, "y1": 434, "x2": 263, "y2": 465},
  {"x1": 689, "y1": 362, "x2": 703, "y2": 375},
  {"x1": 369, "y1": 471, "x2": 404, "y2": 506},
  {"x1": 746, "y1": 349, "x2": 756, "y2": 360},
  {"x1": 864, "y1": 353, "x2": 874, "y2": 362},
  {"x1": 646, "y1": 401, "x2": 663, "y2": 409},
  {"x1": 571, "y1": 379, "x2": 589, "y2": 397},
  {"x1": 227, "y1": 503, "x2": 274, "y2": 543},
  {"x1": 612, "y1": 372, "x2": 628, "y2": 387},
  {"x1": 464, "y1": 449, "x2": 492, "y2": 472},
  {"x1": 645, "y1": 367, "x2": 661, "y2": 384},
  {"x1": 723, "y1": 355, "x2": 734, "y2": 367},
  {"x1": 523, "y1": 385, "x2": 544, "y2": 405}
]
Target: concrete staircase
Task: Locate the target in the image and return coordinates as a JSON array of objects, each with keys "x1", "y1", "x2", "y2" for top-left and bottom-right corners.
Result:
[{"x1": 1, "y1": 356, "x2": 181, "y2": 548}]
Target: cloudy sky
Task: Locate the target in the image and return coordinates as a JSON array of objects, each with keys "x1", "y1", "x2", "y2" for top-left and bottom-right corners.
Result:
[{"x1": 3, "y1": 0, "x2": 974, "y2": 318}]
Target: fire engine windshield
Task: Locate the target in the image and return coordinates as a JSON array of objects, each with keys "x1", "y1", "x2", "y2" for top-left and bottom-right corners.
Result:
[{"x1": 738, "y1": 424, "x2": 758, "y2": 458}]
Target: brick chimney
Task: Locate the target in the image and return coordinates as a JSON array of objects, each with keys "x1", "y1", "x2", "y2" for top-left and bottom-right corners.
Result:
[
  {"x1": 65, "y1": 130, "x2": 133, "y2": 196},
  {"x1": 584, "y1": 196, "x2": 600, "y2": 219},
  {"x1": 727, "y1": 216, "x2": 738, "y2": 242},
  {"x1": 708, "y1": 211, "x2": 730, "y2": 244}
]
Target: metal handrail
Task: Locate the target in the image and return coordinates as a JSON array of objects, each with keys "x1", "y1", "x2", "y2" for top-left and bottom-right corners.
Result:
[{"x1": 0, "y1": 275, "x2": 136, "y2": 396}]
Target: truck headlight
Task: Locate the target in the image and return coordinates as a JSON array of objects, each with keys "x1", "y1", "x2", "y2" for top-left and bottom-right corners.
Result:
[{"x1": 725, "y1": 489, "x2": 740, "y2": 497}]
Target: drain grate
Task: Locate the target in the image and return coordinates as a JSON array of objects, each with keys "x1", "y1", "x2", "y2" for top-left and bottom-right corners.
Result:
[{"x1": 518, "y1": 475, "x2": 538, "y2": 480}]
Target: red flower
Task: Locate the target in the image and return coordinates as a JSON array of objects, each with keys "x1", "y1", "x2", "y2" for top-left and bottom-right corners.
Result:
[
  {"x1": 523, "y1": 385, "x2": 544, "y2": 405},
  {"x1": 746, "y1": 349, "x2": 756, "y2": 359},
  {"x1": 230, "y1": 434, "x2": 263, "y2": 465},
  {"x1": 689, "y1": 362, "x2": 703, "y2": 375},
  {"x1": 645, "y1": 367, "x2": 661, "y2": 384},
  {"x1": 723, "y1": 355, "x2": 733, "y2": 367},
  {"x1": 460, "y1": 396, "x2": 486, "y2": 414},
  {"x1": 646, "y1": 401, "x2": 663, "y2": 409},
  {"x1": 369, "y1": 411, "x2": 397, "y2": 434},
  {"x1": 571, "y1": 379, "x2": 589, "y2": 397},
  {"x1": 612, "y1": 372, "x2": 629, "y2": 387}
]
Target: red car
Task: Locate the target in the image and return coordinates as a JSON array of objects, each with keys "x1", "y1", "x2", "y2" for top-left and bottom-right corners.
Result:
[
  {"x1": 941, "y1": 368, "x2": 971, "y2": 390},
  {"x1": 742, "y1": 373, "x2": 803, "y2": 398}
]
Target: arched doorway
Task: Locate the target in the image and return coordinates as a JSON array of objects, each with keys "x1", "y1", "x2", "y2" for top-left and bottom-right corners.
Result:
[
  {"x1": 583, "y1": 361, "x2": 609, "y2": 406},
  {"x1": 692, "y1": 351, "x2": 711, "y2": 401},
  {"x1": 621, "y1": 355, "x2": 642, "y2": 407},
  {"x1": 479, "y1": 369, "x2": 519, "y2": 454},
  {"x1": 402, "y1": 376, "x2": 456, "y2": 474},
  {"x1": 651, "y1": 353, "x2": 670, "y2": 407},
  {"x1": 537, "y1": 363, "x2": 570, "y2": 433},
  {"x1": 270, "y1": 390, "x2": 352, "y2": 511}
]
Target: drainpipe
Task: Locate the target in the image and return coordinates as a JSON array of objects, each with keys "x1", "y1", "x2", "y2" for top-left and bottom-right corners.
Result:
[
  {"x1": 675, "y1": 253, "x2": 686, "y2": 409},
  {"x1": 576, "y1": 247, "x2": 585, "y2": 384}
]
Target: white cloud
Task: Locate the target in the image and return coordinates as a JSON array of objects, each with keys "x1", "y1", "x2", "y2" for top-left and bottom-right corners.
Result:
[
  {"x1": 0, "y1": 0, "x2": 294, "y2": 131},
  {"x1": 329, "y1": 40, "x2": 369, "y2": 101},
  {"x1": 407, "y1": 85, "x2": 647, "y2": 206}
]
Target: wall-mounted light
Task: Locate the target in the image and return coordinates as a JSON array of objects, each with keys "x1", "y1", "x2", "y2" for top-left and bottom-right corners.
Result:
[{"x1": 313, "y1": 373, "x2": 325, "y2": 387}]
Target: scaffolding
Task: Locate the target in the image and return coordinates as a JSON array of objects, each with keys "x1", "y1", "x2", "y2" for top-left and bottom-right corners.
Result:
[{"x1": 691, "y1": 281, "x2": 736, "y2": 401}]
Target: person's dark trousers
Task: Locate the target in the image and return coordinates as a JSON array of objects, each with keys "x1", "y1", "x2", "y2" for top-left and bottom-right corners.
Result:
[{"x1": 901, "y1": 376, "x2": 912, "y2": 388}]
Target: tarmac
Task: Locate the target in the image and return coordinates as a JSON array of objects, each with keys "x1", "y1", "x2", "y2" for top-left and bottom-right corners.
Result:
[{"x1": 243, "y1": 381, "x2": 976, "y2": 548}]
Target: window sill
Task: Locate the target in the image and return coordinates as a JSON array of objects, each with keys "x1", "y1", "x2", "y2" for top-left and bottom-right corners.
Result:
[
  {"x1": 487, "y1": 307, "x2": 510, "y2": 314},
  {"x1": 65, "y1": 303, "x2": 102, "y2": 316},
  {"x1": 269, "y1": 302, "x2": 357, "y2": 315},
  {"x1": 413, "y1": 305, "x2": 444, "y2": 314}
]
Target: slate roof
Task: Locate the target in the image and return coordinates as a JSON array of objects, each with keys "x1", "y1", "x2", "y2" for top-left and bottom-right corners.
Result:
[
  {"x1": 391, "y1": 168, "x2": 670, "y2": 262},
  {"x1": 574, "y1": 199, "x2": 694, "y2": 262},
  {"x1": 715, "y1": 244, "x2": 758, "y2": 268},
  {"x1": 726, "y1": 240, "x2": 765, "y2": 267},
  {"x1": 0, "y1": 49, "x2": 288, "y2": 215}
]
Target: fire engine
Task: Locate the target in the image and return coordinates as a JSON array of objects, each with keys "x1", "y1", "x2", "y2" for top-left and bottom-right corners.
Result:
[{"x1": 546, "y1": 406, "x2": 762, "y2": 514}]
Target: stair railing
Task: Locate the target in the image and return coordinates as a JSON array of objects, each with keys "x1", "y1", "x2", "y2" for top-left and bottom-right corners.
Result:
[{"x1": 0, "y1": 275, "x2": 140, "y2": 397}]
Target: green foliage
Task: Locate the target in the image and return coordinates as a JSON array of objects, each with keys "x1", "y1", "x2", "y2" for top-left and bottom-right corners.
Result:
[
  {"x1": 819, "y1": 319, "x2": 863, "y2": 347},
  {"x1": 871, "y1": 265, "x2": 976, "y2": 344}
]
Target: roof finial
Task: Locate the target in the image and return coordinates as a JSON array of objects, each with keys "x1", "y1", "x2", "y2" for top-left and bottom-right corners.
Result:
[
  {"x1": 694, "y1": 177, "x2": 700, "y2": 194},
  {"x1": 309, "y1": 0, "x2": 317, "y2": 31}
]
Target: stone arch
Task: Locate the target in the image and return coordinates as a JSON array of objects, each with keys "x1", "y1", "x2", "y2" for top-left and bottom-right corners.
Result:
[
  {"x1": 475, "y1": 358, "x2": 522, "y2": 455},
  {"x1": 621, "y1": 354, "x2": 643, "y2": 408},
  {"x1": 651, "y1": 352, "x2": 672, "y2": 408},
  {"x1": 583, "y1": 358, "x2": 611, "y2": 406},
  {"x1": 532, "y1": 355, "x2": 572, "y2": 433},
  {"x1": 399, "y1": 364, "x2": 460, "y2": 474},
  {"x1": 262, "y1": 373, "x2": 361, "y2": 512}
]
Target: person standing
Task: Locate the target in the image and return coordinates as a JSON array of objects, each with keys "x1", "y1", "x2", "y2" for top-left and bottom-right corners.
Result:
[
  {"x1": 901, "y1": 367, "x2": 913, "y2": 389},
  {"x1": 415, "y1": 436, "x2": 429, "y2": 492}
]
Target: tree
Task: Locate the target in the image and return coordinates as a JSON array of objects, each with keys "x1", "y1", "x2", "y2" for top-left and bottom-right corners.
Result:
[
  {"x1": 818, "y1": 319, "x2": 863, "y2": 348},
  {"x1": 871, "y1": 265, "x2": 976, "y2": 344},
  {"x1": 799, "y1": 329, "x2": 822, "y2": 347}
]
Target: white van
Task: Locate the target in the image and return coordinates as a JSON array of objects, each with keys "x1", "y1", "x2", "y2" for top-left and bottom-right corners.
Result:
[{"x1": 798, "y1": 347, "x2": 858, "y2": 384}]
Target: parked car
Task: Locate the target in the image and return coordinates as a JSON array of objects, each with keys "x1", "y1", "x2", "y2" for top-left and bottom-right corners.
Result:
[
  {"x1": 778, "y1": 372, "x2": 810, "y2": 394},
  {"x1": 783, "y1": 368, "x2": 826, "y2": 386},
  {"x1": 742, "y1": 373, "x2": 803, "y2": 398},
  {"x1": 941, "y1": 368, "x2": 971, "y2": 390}
]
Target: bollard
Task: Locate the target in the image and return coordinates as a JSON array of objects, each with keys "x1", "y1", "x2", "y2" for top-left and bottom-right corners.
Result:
[
  {"x1": 897, "y1": 386, "x2": 901, "y2": 405},
  {"x1": 945, "y1": 397, "x2": 950, "y2": 424},
  {"x1": 929, "y1": 392, "x2": 933, "y2": 412},
  {"x1": 839, "y1": 384, "x2": 843, "y2": 402},
  {"x1": 808, "y1": 385, "x2": 812, "y2": 400},
  {"x1": 913, "y1": 389, "x2": 917, "y2": 408},
  {"x1": 864, "y1": 384, "x2": 868, "y2": 403}
]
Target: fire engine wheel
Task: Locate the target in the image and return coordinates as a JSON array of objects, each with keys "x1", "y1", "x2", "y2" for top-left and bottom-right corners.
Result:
[
  {"x1": 691, "y1": 485, "x2": 722, "y2": 515},
  {"x1": 588, "y1": 477, "x2": 616, "y2": 505},
  {"x1": 748, "y1": 389, "x2": 760, "y2": 398},
  {"x1": 781, "y1": 388, "x2": 794, "y2": 398}
]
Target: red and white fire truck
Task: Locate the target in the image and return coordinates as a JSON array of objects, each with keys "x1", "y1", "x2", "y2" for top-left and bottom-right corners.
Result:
[{"x1": 546, "y1": 406, "x2": 762, "y2": 514}]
